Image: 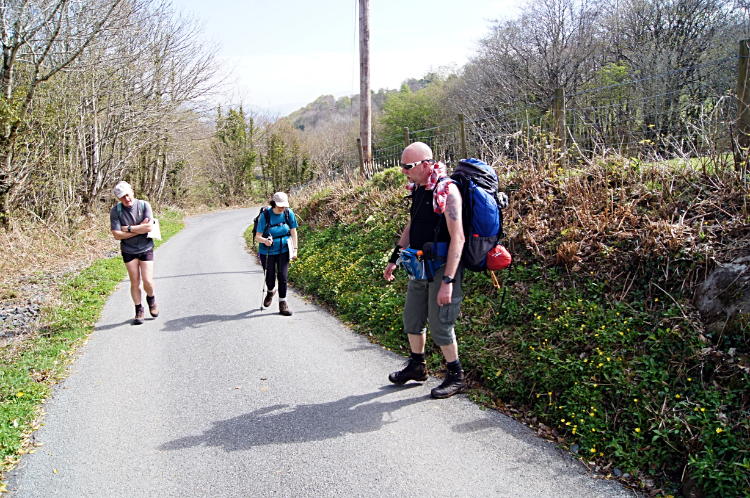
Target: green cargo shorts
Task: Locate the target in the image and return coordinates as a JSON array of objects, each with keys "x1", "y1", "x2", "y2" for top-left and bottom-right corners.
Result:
[{"x1": 402, "y1": 263, "x2": 465, "y2": 347}]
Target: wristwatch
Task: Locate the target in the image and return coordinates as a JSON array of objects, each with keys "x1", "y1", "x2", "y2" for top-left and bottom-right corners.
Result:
[
  {"x1": 442, "y1": 275, "x2": 456, "y2": 284},
  {"x1": 127, "y1": 225, "x2": 131, "y2": 232}
]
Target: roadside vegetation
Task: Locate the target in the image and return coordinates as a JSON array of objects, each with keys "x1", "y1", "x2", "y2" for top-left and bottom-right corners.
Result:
[
  {"x1": 1, "y1": 0, "x2": 748, "y2": 495},
  {"x1": 284, "y1": 157, "x2": 750, "y2": 498},
  {"x1": 0, "y1": 209, "x2": 185, "y2": 485}
]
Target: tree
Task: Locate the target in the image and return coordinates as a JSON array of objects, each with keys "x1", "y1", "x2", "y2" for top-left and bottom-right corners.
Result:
[
  {"x1": 602, "y1": 0, "x2": 736, "y2": 141},
  {"x1": 453, "y1": 0, "x2": 604, "y2": 119},
  {"x1": 260, "y1": 118, "x2": 310, "y2": 195},
  {"x1": 300, "y1": 114, "x2": 357, "y2": 177},
  {"x1": 378, "y1": 72, "x2": 454, "y2": 145},
  {"x1": 0, "y1": 0, "x2": 133, "y2": 222},
  {"x1": 0, "y1": 0, "x2": 221, "y2": 219},
  {"x1": 209, "y1": 106, "x2": 257, "y2": 200}
]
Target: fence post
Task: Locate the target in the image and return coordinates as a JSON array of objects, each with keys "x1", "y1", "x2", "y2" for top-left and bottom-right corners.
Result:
[
  {"x1": 357, "y1": 138, "x2": 365, "y2": 177},
  {"x1": 404, "y1": 127, "x2": 410, "y2": 148},
  {"x1": 736, "y1": 39, "x2": 750, "y2": 173},
  {"x1": 554, "y1": 88, "x2": 567, "y2": 167},
  {"x1": 459, "y1": 113, "x2": 467, "y2": 159}
]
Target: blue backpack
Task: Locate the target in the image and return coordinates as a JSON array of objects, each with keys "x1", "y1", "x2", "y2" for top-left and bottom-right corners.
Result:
[{"x1": 433, "y1": 158, "x2": 509, "y2": 272}]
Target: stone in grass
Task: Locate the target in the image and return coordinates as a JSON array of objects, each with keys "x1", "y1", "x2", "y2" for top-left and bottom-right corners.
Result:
[
  {"x1": 614, "y1": 468, "x2": 623, "y2": 477},
  {"x1": 569, "y1": 444, "x2": 579, "y2": 454},
  {"x1": 694, "y1": 255, "x2": 750, "y2": 334}
]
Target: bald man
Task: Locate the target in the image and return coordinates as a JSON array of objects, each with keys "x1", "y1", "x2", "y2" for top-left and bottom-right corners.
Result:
[{"x1": 383, "y1": 142, "x2": 467, "y2": 399}]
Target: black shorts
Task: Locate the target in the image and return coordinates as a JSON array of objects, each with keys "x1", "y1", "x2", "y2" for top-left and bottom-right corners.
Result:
[{"x1": 122, "y1": 249, "x2": 154, "y2": 263}]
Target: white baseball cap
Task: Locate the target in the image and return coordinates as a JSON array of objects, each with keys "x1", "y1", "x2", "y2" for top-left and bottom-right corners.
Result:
[
  {"x1": 112, "y1": 181, "x2": 132, "y2": 199},
  {"x1": 272, "y1": 192, "x2": 289, "y2": 207}
]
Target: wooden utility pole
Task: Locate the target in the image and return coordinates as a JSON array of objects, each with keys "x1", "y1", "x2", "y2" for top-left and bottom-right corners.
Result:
[
  {"x1": 554, "y1": 88, "x2": 567, "y2": 166},
  {"x1": 459, "y1": 114, "x2": 467, "y2": 159},
  {"x1": 736, "y1": 39, "x2": 750, "y2": 173},
  {"x1": 357, "y1": 138, "x2": 365, "y2": 176},
  {"x1": 359, "y1": 0, "x2": 371, "y2": 176}
]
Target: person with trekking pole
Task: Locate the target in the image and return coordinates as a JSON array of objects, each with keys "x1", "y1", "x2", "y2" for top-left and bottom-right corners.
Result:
[
  {"x1": 382, "y1": 142, "x2": 468, "y2": 399},
  {"x1": 110, "y1": 181, "x2": 159, "y2": 325},
  {"x1": 254, "y1": 192, "x2": 298, "y2": 316}
]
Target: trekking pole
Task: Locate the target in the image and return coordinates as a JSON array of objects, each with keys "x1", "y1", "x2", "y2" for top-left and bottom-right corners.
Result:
[
  {"x1": 260, "y1": 237, "x2": 271, "y2": 311},
  {"x1": 260, "y1": 254, "x2": 268, "y2": 311}
]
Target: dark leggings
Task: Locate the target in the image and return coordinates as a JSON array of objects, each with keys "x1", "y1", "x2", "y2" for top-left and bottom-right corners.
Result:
[{"x1": 260, "y1": 251, "x2": 289, "y2": 298}]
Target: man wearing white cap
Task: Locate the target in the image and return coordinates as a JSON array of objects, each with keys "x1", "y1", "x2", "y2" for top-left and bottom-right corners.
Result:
[{"x1": 110, "y1": 181, "x2": 158, "y2": 325}]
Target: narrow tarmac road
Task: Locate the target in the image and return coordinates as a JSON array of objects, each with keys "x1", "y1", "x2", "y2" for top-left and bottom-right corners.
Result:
[{"x1": 7, "y1": 208, "x2": 637, "y2": 498}]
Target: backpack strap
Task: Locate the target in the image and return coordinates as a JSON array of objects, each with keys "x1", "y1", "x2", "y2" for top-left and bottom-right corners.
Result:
[
  {"x1": 116, "y1": 199, "x2": 145, "y2": 226},
  {"x1": 263, "y1": 207, "x2": 291, "y2": 239},
  {"x1": 261, "y1": 207, "x2": 272, "y2": 238},
  {"x1": 496, "y1": 194, "x2": 505, "y2": 239}
]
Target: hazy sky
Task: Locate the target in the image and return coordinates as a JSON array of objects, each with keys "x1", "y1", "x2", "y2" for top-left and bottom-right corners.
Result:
[{"x1": 170, "y1": 0, "x2": 522, "y2": 114}]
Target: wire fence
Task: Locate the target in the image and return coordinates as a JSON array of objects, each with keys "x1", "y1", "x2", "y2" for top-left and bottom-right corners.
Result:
[{"x1": 371, "y1": 53, "x2": 739, "y2": 174}]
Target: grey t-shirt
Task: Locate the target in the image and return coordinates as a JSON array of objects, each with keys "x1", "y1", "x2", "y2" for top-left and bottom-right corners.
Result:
[{"x1": 110, "y1": 200, "x2": 154, "y2": 255}]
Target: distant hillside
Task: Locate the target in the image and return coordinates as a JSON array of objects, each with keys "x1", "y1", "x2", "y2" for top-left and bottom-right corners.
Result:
[
  {"x1": 286, "y1": 91, "x2": 382, "y2": 131},
  {"x1": 287, "y1": 78, "x2": 429, "y2": 132}
]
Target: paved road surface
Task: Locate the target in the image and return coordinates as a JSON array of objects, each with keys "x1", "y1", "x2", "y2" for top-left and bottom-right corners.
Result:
[{"x1": 7, "y1": 208, "x2": 637, "y2": 497}]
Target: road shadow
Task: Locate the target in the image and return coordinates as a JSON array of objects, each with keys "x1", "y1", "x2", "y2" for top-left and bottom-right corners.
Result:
[
  {"x1": 159, "y1": 310, "x2": 267, "y2": 331},
  {"x1": 158, "y1": 385, "x2": 426, "y2": 451},
  {"x1": 152, "y1": 270, "x2": 261, "y2": 281},
  {"x1": 158, "y1": 307, "x2": 327, "y2": 331},
  {"x1": 452, "y1": 418, "x2": 505, "y2": 434},
  {"x1": 94, "y1": 319, "x2": 135, "y2": 331}
]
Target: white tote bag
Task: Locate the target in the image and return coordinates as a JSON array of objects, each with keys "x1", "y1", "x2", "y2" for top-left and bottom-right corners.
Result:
[
  {"x1": 286, "y1": 236, "x2": 296, "y2": 259},
  {"x1": 147, "y1": 219, "x2": 162, "y2": 240}
]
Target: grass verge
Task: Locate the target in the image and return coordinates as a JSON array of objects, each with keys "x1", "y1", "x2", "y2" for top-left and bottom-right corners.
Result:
[{"x1": 0, "y1": 208, "x2": 184, "y2": 487}]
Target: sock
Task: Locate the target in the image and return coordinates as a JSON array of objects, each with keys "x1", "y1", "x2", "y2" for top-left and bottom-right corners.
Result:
[
  {"x1": 447, "y1": 359, "x2": 463, "y2": 374},
  {"x1": 279, "y1": 297, "x2": 287, "y2": 302},
  {"x1": 411, "y1": 352, "x2": 426, "y2": 364},
  {"x1": 135, "y1": 304, "x2": 143, "y2": 313},
  {"x1": 146, "y1": 295, "x2": 155, "y2": 305}
]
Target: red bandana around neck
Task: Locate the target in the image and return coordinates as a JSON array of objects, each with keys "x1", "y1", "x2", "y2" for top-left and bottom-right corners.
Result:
[{"x1": 406, "y1": 161, "x2": 450, "y2": 214}]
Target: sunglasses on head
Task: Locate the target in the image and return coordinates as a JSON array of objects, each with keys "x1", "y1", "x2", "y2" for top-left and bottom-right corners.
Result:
[{"x1": 400, "y1": 159, "x2": 434, "y2": 170}]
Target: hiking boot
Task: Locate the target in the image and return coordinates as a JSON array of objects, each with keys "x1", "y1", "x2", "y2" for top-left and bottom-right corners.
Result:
[
  {"x1": 388, "y1": 359, "x2": 428, "y2": 385},
  {"x1": 431, "y1": 370, "x2": 467, "y2": 399},
  {"x1": 133, "y1": 306, "x2": 145, "y2": 325},
  {"x1": 263, "y1": 289, "x2": 275, "y2": 308},
  {"x1": 146, "y1": 296, "x2": 159, "y2": 318},
  {"x1": 279, "y1": 301, "x2": 292, "y2": 316}
]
